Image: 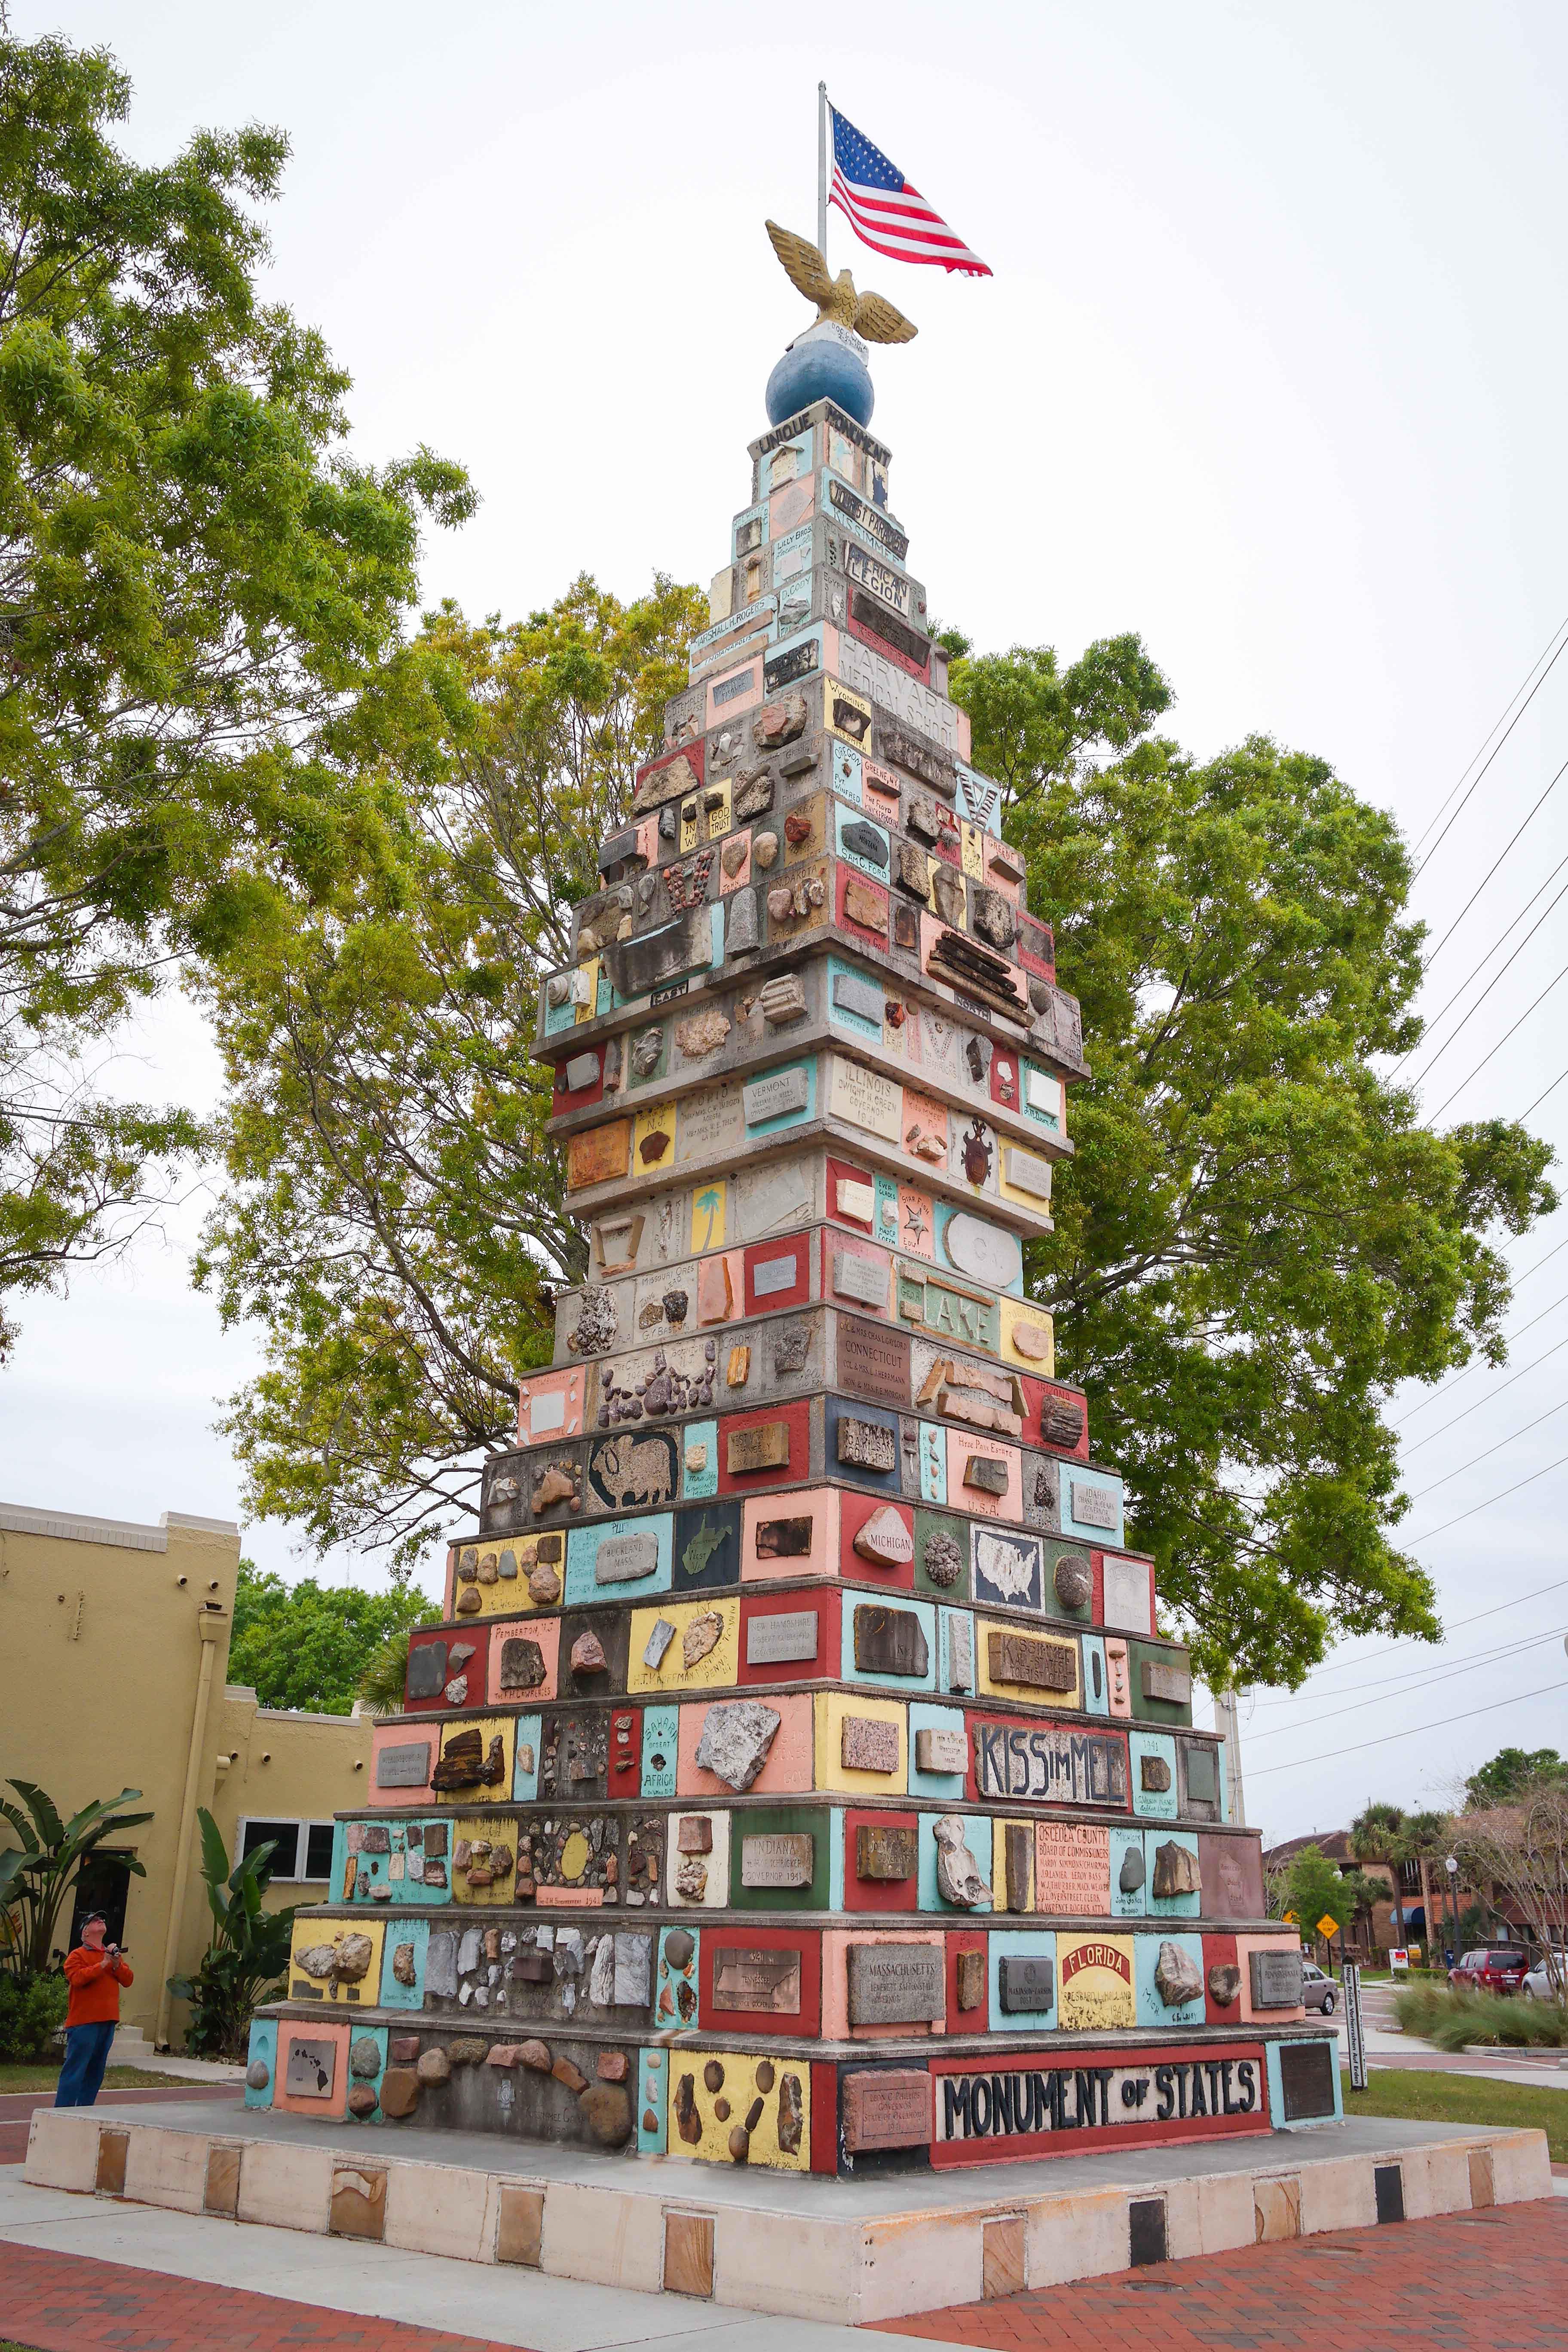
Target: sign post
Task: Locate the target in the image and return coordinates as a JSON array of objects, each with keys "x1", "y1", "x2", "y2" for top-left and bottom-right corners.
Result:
[{"x1": 1343, "y1": 1959, "x2": 1367, "y2": 2092}]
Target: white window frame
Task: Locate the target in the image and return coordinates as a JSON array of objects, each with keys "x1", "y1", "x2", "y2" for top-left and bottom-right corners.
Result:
[{"x1": 236, "y1": 1816, "x2": 337, "y2": 1883}]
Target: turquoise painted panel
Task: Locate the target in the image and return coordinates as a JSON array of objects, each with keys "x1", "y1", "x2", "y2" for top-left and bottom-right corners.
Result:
[
  {"x1": 765, "y1": 432, "x2": 813, "y2": 492},
  {"x1": 352, "y1": 1818, "x2": 453, "y2": 1908},
  {"x1": 839, "y1": 1591, "x2": 938, "y2": 1693},
  {"x1": 1135, "y1": 1930, "x2": 1205, "y2": 2027},
  {"x1": 329, "y1": 1821, "x2": 349, "y2": 1898},
  {"x1": 682, "y1": 1422, "x2": 718, "y2": 1501},
  {"x1": 770, "y1": 519, "x2": 812, "y2": 579},
  {"x1": 833, "y1": 741, "x2": 863, "y2": 803},
  {"x1": 932, "y1": 1200, "x2": 1023, "y2": 1294},
  {"x1": 379, "y1": 1917, "x2": 429, "y2": 2009},
  {"x1": 343, "y1": 2021, "x2": 389, "y2": 2124},
  {"x1": 988, "y1": 1928, "x2": 1057, "y2": 2031},
  {"x1": 764, "y1": 623, "x2": 826, "y2": 695},
  {"x1": 827, "y1": 953, "x2": 882, "y2": 1042},
  {"x1": 918, "y1": 1809, "x2": 992, "y2": 1913},
  {"x1": 245, "y1": 2017, "x2": 277, "y2": 2108},
  {"x1": 1145, "y1": 1828, "x2": 1201, "y2": 1918},
  {"x1": 1082, "y1": 1634, "x2": 1109, "y2": 1717},
  {"x1": 873, "y1": 1173, "x2": 900, "y2": 1249},
  {"x1": 512, "y1": 1714, "x2": 543, "y2": 1803},
  {"x1": 1109, "y1": 1825, "x2": 1146, "y2": 1920},
  {"x1": 655, "y1": 1925, "x2": 698, "y2": 2033},
  {"x1": 828, "y1": 1807, "x2": 845, "y2": 1911},
  {"x1": 637, "y1": 2044, "x2": 670, "y2": 2153},
  {"x1": 743, "y1": 1054, "x2": 817, "y2": 1136},
  {"x1": 776, "y1": 572, "x2": 813, "y2": 639},
  {"x1": 1130, "y1": 1730, "x2": 1179, "y2": 1821},
  {"x1": 565, "y1": 1513, "x2": 673, "y2": 1607},
  {"x1": 956, "y1": 764, "x2": 1003, "y2": 832},
  {"x1": 908, "y1": 1702, "x2": 969, "y2": 1801},
  {"x1": 1022, "y1": 1061, "x2": 1064, "y2": 1135},
  {"x1": 1061, "y1": 1464, "x2": 1125, "y2": 1547},
  {"x1": 1265, "y1": 2035, "x2": 1342, "y2": 2130},
  {"x1": 937, "y1": 1607, "x2": 975, "y2": 1700},
  {"x1": 834, "y1": 803, "x2": 890, "y2": 882},
  {"x1": 543, "y1": 982, "x2": 581, "y2": 1038},
  {"x1": 641, "y1": 1706, "x2": 680, "y2": 1798},
  {"x1": 918, "y1": 1422, "x2": 947, "y2": 1504}
]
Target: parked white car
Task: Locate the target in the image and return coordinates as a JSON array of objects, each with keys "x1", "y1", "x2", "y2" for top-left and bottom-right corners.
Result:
[{"x1": 1521, "y1": 1951, "x2": 1568, "y2": 2000}]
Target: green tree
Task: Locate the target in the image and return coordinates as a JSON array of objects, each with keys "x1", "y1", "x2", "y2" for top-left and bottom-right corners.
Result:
[
  {"x1": 0, "y1": 29, "x2": 472, "y2": 1359},
  {"x1": 0, "y1": 1780, "x2": 152, "y2": 1978},
  {"x1": 195, "y1": 577, "x2": 705, "y2": 1564},
  {"x1": 227, "y1": 1559, "x2": 438, "y2": 1713},
  {"x1": 1268, "y1": 1843, "x2": 1357, "y2": 1962},
  {"x1": 950, "y1": 640, "x2": 1553, "y2": 1686},
  {"x1": 165, "y1": 1807, "x2": 296, "y2": 2057},
  {"x1": 1350, "y1": 1801, "x2": 1410, "y2": 1947},
  {"x1": 1466, "y1": 1748, "x2": 1567, "y2": 1807}
]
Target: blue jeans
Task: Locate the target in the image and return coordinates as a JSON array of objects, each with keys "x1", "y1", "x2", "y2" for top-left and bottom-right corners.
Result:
[{"x1": 55, "y1": 2019, "x2": 116, "y2": 2107}]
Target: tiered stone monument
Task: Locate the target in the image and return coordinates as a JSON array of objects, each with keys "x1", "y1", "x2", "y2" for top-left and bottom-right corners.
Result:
[{"x1": 248, "y1": 270, "x2": 1340, "y2": 2175}]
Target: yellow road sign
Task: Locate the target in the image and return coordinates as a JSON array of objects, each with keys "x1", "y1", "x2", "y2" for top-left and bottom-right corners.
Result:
[
  {"x1": 1317, "y1": 1914, "x2": 1340, "y2": 1939},
  {"x1": 1282, "y1": 1910, "x2": 1298, "y2": 1924}
]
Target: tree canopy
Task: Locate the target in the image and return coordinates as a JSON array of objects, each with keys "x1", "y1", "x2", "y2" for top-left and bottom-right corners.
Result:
[
  {"x1": 1465, "y1": 1747, "x2": 1568, "y2": 1808},
  {"x1": 227, "y1": 1559, "x2": 438, "y2": 1714},
  {"x1": 0, "y1": 28, "x2": 472, "y2": 1358}
]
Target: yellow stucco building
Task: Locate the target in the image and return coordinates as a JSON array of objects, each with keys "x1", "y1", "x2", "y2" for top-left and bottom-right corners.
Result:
[{"x1": 0, "y1": 1498, "x2": 371, "y2": 2049}]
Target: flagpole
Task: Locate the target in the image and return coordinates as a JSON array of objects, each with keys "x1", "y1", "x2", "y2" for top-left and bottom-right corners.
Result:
[{"x1": 818, "y1": 81, "x2": 828, "y2": 257}]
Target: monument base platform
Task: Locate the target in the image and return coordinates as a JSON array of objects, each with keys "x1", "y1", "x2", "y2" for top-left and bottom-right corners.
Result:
[{"x1": 24, "y1": 2098, "x2": 1551, "y2": 2325}]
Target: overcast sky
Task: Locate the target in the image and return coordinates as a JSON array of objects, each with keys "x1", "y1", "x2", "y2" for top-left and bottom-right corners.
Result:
[{"x1": 6, "y1": 2, "x2": 1568, "y2": 1847}]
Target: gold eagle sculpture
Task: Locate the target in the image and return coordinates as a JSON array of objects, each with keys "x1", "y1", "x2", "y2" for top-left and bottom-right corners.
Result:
[{"x1": 765, "y1": 220, "x2": 918, "y2": 344}]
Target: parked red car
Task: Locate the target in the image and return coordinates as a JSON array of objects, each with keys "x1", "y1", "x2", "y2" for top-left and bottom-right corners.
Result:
[{"x1": 1448, "y1": 1946, "x2": 1529, "y2": 1994}]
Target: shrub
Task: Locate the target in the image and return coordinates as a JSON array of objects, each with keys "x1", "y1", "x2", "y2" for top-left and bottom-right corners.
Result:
[
  {"x1": 0, "y1": 1969, "x2": 68, "y2": 2061},
  {"x1": 1395, "y1": 1983, "x2": 1568, "y2": 2049}
]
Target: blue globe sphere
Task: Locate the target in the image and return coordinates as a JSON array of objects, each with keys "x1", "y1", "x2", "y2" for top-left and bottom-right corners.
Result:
[{"x1": 765, "y1": 332, "x2": 874, "y2": 429}]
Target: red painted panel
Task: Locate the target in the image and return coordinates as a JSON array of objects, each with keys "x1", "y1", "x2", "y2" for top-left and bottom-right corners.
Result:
[
  {"x1": 820, "y1": 1226, "x2": 892, "y2": 1319},
  {"x1": 946, "y1": 1930, "x2": 989, "y2": 2027},
  {"x1": 837, "y1": 1489, "x2": 915, "y2": 1589},
  {"x1": 1018, "y1": 1377, "x2": 1091, "y2": 1461},
  {"x1": 842, "y1": 1809, "x2": 920, "y2": 1912},
  {"x1": 810, "y1": 2060, "x2": 839, "y2": 2174},
  {"x1": 964, "y1": 1710, "x2": 1132, "y2": 1813},
  {"x1": 607, "y1": 1704, "x2": 642, "y2": 1797},
  {"x1": 698, "y1": 1923, "x2": 823, "y2": 2039},
  {"x1": 1203, "y1": 1931, "x2": 1241, "y2": 2028},
  {"x1": 988, "y1": 1044, "x2": 1022, "y2": 1116},
  {"x1": 717, "y1": 1397, "x2": 814, "y2": 1497},
  {"x1": 404, "y1": 1626, "x2": 490, "y2": 1714},
  {"x1": 743, "y1": 1237, "x2": 812, "y2": 1316},
  {"x1": 835, "y1": 861, "x2": 888, "y2": 946},
  {"x1": 928, "y1": 2038, "x2": 1271, "y2": 2167},
  {"x1": 1016, "y1": 914, "x2": 1056, "y2": 982},
  {"x1": 552, "y1": 1048, "x2": 605, "y2": 1114},
  {"x1": 845, "y1": 603, "x2": 931, "y2": 683},
  {"x1": 826, "y1": 1157, "x2": 878, "y2": 1231},
  {"x1": 634, "y1": 739, "x2": 705, "y2": 798},
  {"x1": 738, "y1": 1589, "x2": 839, "y2": 1686}
]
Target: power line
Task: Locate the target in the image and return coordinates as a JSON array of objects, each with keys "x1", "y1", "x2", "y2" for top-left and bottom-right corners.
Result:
[
  {"x1": 1248, "y1": 1619, "x2": 1568, "y2": 1711},
  {"x1": 1403, "y1": 1394, "x2": 1568, "y2": 1501},
  {"x1": 1400, "y1": 863, "x2": 1568, "y2": 1087},
  {"x1": 1401, "y1": 1331, "x2": 1568, "y2": 1456},
  {"x1": 1412, "y1": 614, "x2": 1568, "y2": 864},
  {"x1": 1427, "y1": 952, "x2": 1568, "y2": 1121},
  {"x1": 1520, "y1": 1060, "x2": 1568, "y2": 1123},
  {"x1": 1420, "y1": 752, "x2": 1568, "y2": 972},
  {"x1": 1406, "y1": 1443, "x2": 1568, "y2": 1545},
  {"x1": 1246, "y1": 1677, "x2": 1568, "y2": 1779},
  {"x1": 1395, "y1": 1260, "x2": 1568, "y2": 1428},
  {"x1": 1245, "y1": 1623, "x2": 1568, "y2": 1736},
  {"x1": 1274, "y1": 1569, "x2": 1568, "y2": 1680}
]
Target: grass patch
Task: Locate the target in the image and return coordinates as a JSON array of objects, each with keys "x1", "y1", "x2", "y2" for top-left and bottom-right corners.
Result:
[
  {"x1": 1343, "y1": 2067, "x2": 1568, "y2": 2162},
  {"x1": 0, "y1": 2064, "x2": 177, "y2": 2092}
]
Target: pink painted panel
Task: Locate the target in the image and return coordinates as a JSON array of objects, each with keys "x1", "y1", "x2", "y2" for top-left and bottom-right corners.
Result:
[
  {"x1": 741, "y1": 1486, "x2": 840, "y2": 1582},
  {"x1": 821, "y1": 1927, "x2": 948, "y2": 2040},
  {"x1": 675, "y1": 1690, "x2": 815, "y2": 1798}
]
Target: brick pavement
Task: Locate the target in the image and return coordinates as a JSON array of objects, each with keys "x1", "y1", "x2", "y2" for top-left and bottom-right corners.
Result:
[
  {"x1": 874, "y1": 2196, "x2": 1568, "y2": 2349},
  {"x1": 0, "y1": 2240, "x2": 518, "y2": 2352}
]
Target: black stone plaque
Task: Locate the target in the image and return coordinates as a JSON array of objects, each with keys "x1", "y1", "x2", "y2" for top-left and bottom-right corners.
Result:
[
  {"x1": 1277, "y1": 2040, "x2": 1335, "y2": 2121},
  {"x1": 853, "y1": 1603, "x2": 930, "y2": 1678},
  {"x1": 850, "y1": 588, "x2": 932, "y2": 672},
  {"x1": 766, "y1": 638, "x2": 820, "y2": 691},
  {"x1": 376, "y1": 1741, "x2": 432, "y2": 1790},
  {"x1": 837, "y1": 1317, "x2": 911, "y2": 1408},
  {"x1": 1182, "y1": 1739, "x2": 1220, "y2": 1811},
  {"x1": 998, "y1": 1954, "x2": 1055, "y2": 2014},
  {"x1": 406, "y1": 1643, "x2": 446, "y2": 1700},
  {"x1": 755, "y1": 1515, "x2": 815, "y2": 1558}
]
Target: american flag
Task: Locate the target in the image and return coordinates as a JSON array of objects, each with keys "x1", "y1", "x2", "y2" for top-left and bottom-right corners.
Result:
[{"x1": 828, "y1": 104, "x2": 991, "y2": 278}]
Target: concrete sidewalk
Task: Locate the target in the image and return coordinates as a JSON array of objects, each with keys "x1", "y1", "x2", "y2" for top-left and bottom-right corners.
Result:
[{"x1": 0, "y1": 2166, "x2": 942, "y2": 2352}]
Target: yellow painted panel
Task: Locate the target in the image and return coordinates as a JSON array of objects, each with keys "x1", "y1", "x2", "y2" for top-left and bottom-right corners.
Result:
[
  {"x1": 574, "y1": 955, "x2": 601, "y2": 1023},
  {"x1": 812, "y1": 1690, "x2": 907, "y2": 1793},
  {"x1": 705, "y1": 779, "x2": 733, "y2": 839},
  {"x1": 287, "y1": 1915, "x2": 386, "y2": 2009},
  {"x1": 960, "y1": 821, "x2": 984, "y2": 880},
  {"x1": 627, "y1": 1597, "x2": 740, "y2": 1695},
  {"x1": 1057, "y1": 1933, "x2": 1136, "y2": 2030},
  {"x1": 690, "y1": 1180, "x2": 728, "y2": 1254},
  {"x1": 466, "y1": 1534, "x2": 557, "y2": 1616},
  {"x1": 665, "y1": 2047, "x2": 811, "y2": 2171},
  {"x1": 451, "y1": 1814, "x2": 521, "y2": 1905},
  {"x1": 995, "y1": 1817, "x2": 1035, "y2": 1913},
  {"x1": 998, "y1": 1296, "x2": 1055, "y2": 1377},
  {"x1": 976, "y1": 1620, "x2": 1082, "y2": 1711},
  {"x1": 632, "y1": 1100, "x2": 677, "y2": 1175},
  {"x1": 433, "y1": 1715, "x2": 515, "y2": 1805}
]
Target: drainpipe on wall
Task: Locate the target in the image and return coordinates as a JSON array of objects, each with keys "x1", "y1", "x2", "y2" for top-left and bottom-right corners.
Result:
[{"x1": 154, "y1": 1605, "x2": 227, "y2": 2050}]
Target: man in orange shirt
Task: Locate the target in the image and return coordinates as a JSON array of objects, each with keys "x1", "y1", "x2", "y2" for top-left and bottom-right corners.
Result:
[{"x1": 55, "y1": 1913, "x2": 133, "y2": 2107}]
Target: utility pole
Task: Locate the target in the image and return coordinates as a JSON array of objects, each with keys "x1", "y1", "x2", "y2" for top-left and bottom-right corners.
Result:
[{"x1": 1214, "y1": 1687, "x2": 1247, "y2": 1825}]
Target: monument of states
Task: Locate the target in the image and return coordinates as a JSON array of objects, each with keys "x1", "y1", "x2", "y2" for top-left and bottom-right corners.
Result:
[{"x1": 245, "y1": 174, "x2": 1340, "y2": 2177}]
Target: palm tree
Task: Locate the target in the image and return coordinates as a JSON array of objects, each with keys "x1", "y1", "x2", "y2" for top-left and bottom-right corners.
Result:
[
  {"x1": 1350, "y1": 1801, "x2": 1409, "y2": 1948},
  {"x1": 356, "y1": 1629, "x2": 412, "y2": 1718},
  {"x1": 0, "y1": 1782, "x2": 154, "y2": 1979},
  {"x1": 1400, "y1": 1808, "x2": 1450, "y2": 1957}
]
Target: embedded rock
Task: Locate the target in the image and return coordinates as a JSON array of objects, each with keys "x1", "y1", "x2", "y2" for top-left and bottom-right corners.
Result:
[
  {"x1": 348, "y1": 2084, "x2": 379, "y2": 2116},
  {"x1": 416, "y1": 2048, "x2": 451, "y2": 2084},
  {"x1": 933, "y1": 1814, "x2": 992, "y2": 1909},
  {"x1": 693, "y1": 1698, "x2": 782, "y2": 1792},
  {"x1": 1152, "y1": 1841, "x2": 1201, "y2": 1899},
  {"x1": 518, "y1": 2040, "x2": 553, "y2": 2073},
  {"x1": 922, "y1": 1530, "x2": 962, "y2": 1589},
  {"x1": 682, "y1": 1611, "x2": 725, "y2": 1668},
  {"x1": 1208, "y1": 1963, "x2": 1242, "y2": 2006},
  {"x1": 853, "y1": 1506, "x2": 914, "y2": 1566},
  {"x1": 551, "y1": 2056, "x2": 588, "y2": 2094},
  {"x1": 570, "y1": 1629, "x2": 608, "y2": 1676},
  {"x1": 1118, "y1": 1845, "x2": 1146, "y2": 1895},
  {"x1": 349, "y1": 2037, "x2": 382, "y2": 2079},
  {"x1": 245, "y1": 2058, "x2": 270, "y2": 2090},
  {"x1": 1154, "y1": 1940, "x2": 1204, "y2": 2009},
  {"x1": 447, "y1": 2037, "x2": 487, "y2": 2066},
  {"x1": 579, "y1": 2084, "x2": 633, "y2": 2146},
  {"x1": 378, "y1": 2068, "x2": 419, "y2": 2119}
]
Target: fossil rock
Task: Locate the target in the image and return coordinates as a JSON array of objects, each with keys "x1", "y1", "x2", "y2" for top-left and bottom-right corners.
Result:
[
  {"x1": 682, "y1": 1611, "x2": 725, "y2": 1668},
  {"x1": 693, "y1": 1698, "x2": 782, "y2": 1791},
  {"x1": 933, "y1": 1813, "x2": 992, "y2": 1909},
  {"x1": 1151, "y1": 1840, "x2": 1202, "y2": 1899},
  {"x1": 1154, "y1": 1939, "x2": 1204, "y2": 2009}
]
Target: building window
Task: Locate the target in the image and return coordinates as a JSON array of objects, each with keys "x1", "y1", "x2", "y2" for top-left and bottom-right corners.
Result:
[{"x1": 238, "y1": 1818, "x2": 337, "y2": 1882}]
